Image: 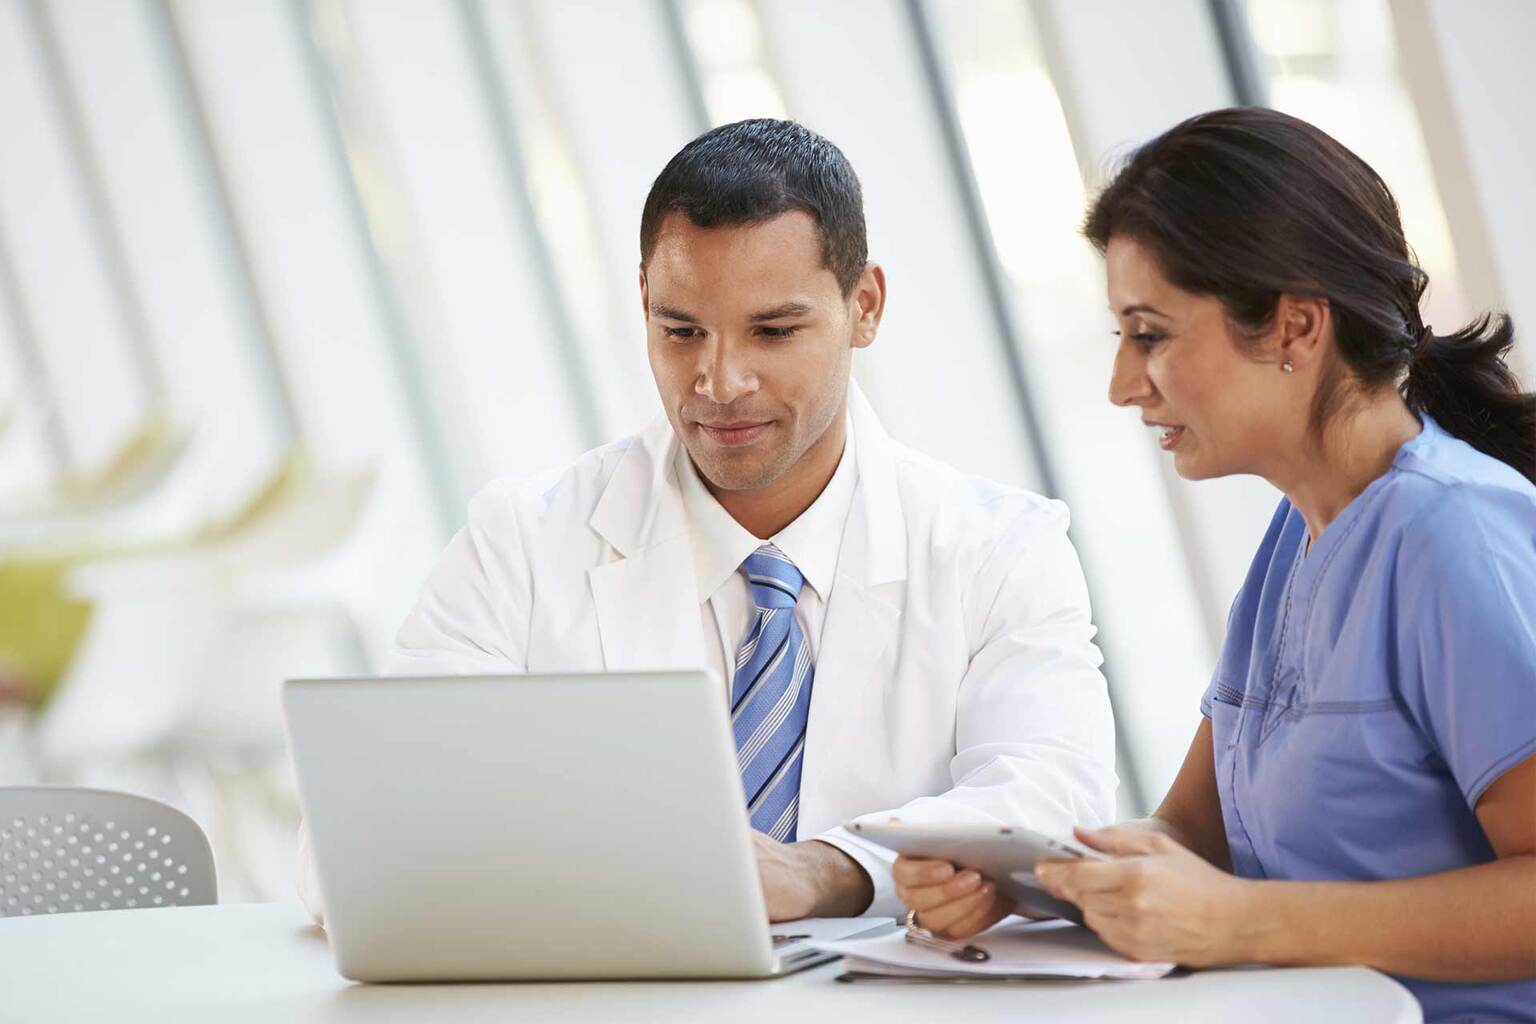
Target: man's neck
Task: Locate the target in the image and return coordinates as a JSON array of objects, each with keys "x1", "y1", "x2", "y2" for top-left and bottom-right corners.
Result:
[{"x1": 707, "y1": 414, "x2": 848, "y2": 540}]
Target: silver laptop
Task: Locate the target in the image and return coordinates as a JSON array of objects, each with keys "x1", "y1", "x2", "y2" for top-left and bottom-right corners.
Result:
[{"x1": 284, "y1": 671, "x2": 889, "y2": 981}]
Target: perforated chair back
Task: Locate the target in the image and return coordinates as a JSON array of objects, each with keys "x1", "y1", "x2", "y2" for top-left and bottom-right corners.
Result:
[{"x1": 0, "y1": 787, "x2": 216, "y2": 917}]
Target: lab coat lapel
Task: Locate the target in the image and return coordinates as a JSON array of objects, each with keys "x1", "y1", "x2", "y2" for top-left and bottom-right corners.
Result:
[
  {"x1": 800, "y1": 387, "x2": 907, "y2": 830},
  {"x1": 587, "y1": 418, "x2": 705, "y2": 672}
]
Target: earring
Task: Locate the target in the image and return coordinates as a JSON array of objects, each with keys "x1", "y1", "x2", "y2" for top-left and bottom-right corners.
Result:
[{"x1": 1281, "y1": 360, "x2": 1295, "y2": 374}]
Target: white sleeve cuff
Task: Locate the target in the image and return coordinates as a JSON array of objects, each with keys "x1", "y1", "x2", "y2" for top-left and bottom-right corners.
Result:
[{"x1": 814, "y1": 825, "x2": 904, "y2": 919}]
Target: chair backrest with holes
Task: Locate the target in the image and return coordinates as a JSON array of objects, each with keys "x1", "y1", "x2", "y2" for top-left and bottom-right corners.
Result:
[{"x1": 0, "y1": 787, "x2": 216, "y2": 916}]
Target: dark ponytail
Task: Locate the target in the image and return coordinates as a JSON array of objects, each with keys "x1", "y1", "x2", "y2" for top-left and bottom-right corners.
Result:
[
  {"x1": 1084, "y1": 107, "x2": 1536, "y2": 485},
  {"x1": 1406, "y1": 315, "x2": 1536, "y2": 482}
]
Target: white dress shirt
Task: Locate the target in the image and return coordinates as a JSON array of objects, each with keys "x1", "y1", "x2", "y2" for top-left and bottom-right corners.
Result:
[
  {"x1": 674, "y1": 422, "x2": 898, "y2": 894},
  {"x1": 298, "y1": 385, "x2": 1118, "y2": 924},
  {"x1": 676, "y1": 420, "x2": 857, "y2": 700}
]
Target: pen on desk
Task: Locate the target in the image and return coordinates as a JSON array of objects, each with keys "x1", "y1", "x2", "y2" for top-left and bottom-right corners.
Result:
[{"x1": 903, "y1": 924, "x2": 990, "y2": 963}]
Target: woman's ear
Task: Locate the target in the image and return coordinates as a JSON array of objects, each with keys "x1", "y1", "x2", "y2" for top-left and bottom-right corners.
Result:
[{"x1": 1274, "y1": 294, "x2": 1330, "y2": 371}]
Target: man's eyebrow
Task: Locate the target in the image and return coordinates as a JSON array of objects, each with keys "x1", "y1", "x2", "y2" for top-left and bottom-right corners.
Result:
[
  {"x1": 650, "y1": 304, "x2": 700, "y2": 323},
  {"x1": 749, "y1": 302, "x2": 814, "y2": 322},
  {"x1": 1118, "y1": 303, "x2": 1169, "y2": 318}
]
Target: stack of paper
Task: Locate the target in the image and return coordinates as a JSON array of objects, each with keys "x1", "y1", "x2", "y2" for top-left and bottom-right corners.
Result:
[{"x1": 812, "y1": 919, "x2": 1177, "y2": 981}]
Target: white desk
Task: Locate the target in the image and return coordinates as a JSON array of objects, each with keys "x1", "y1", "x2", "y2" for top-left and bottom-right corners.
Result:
[{"x1": 1, "y1": 903, "x2": 1420, "y2": 1023}]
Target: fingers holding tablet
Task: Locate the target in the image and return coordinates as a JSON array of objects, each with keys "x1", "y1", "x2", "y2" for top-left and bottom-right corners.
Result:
[{"x1": 893, "y1": 855, "x2": 1015, "y2": 939}]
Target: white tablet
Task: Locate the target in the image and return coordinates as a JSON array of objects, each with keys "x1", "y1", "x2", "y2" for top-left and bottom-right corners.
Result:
[{"x1": 845, "y1": 820, "x2": 1106, "y2": 925}]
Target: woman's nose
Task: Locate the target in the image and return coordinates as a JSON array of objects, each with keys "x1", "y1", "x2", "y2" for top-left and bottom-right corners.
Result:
[{"x1": 1108, "y1": 344, "x2": 1154, "y2": 407}]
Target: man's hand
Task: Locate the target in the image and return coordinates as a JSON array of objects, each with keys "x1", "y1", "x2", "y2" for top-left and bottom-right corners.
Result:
[{"x1": 752, "y1": 833, "x2": 874, "y2": 921}]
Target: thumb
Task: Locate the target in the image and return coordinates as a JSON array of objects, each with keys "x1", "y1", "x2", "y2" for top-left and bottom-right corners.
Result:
[{"x1": 1073, "y1": 825, "x2": 1165, "y2": 857}]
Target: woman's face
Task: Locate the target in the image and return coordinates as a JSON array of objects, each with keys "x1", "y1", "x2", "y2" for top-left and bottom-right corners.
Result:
[{"x1": 1104, "y1": 236, "x2": 1296, "y2": 481}]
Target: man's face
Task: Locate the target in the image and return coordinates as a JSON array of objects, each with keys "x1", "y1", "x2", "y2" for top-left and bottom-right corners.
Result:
[{"x1": 641, "y1": 211, "x2": 873, "y2": 493}]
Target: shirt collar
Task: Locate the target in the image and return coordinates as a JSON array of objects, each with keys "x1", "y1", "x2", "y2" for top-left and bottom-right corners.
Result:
[
  {"x1": 1397, "y1": 413, "x2": 1439, "y2": 460},
  {"x1": 676, "y1": 418, "x2": 858, "y2": 604}
]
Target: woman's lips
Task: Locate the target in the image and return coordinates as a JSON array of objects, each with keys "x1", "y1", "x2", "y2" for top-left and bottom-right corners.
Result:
[
  {"x1": 1159, "y1": 426, "x2": 1186, "y2": 451},
  {"x1": 698, "y1": 421, "x2": 771, "y2": 447}
]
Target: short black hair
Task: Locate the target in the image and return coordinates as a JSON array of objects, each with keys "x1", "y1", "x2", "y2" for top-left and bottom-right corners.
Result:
[{"x1": 639, "y1": 118, "x2": 868, "y2": 295}]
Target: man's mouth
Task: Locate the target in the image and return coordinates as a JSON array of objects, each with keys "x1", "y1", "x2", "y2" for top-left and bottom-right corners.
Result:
[{"x1": 697, "y1": 421, "x2": 772, "y2": 447}]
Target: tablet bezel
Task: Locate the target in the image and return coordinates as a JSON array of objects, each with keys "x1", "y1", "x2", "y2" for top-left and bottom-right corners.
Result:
[{"x1": 845, "y1": 820, "x2": 1106, "y2": 925}]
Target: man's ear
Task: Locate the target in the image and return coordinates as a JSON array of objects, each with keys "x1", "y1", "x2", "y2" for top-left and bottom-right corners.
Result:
[
  {"x1": 851, "y1": 262, "x2": 886, "y2": 350},
  {"x1": 638, "y1": 265, "x2": 650, "y2": 320},
  {"x1": 1274, "y1": 293, "x2": 1329, "y2": 371}
]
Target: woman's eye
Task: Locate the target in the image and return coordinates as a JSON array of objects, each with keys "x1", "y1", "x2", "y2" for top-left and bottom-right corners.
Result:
[{"x1": 1113, "y1": 329, "x2": 1164, "y2": 349}]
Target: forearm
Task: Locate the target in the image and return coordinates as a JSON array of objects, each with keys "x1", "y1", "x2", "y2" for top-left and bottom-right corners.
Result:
[
  {"x1": 1132, "y1": 814, "x2": 1232, "y2": 871},
  {"x1": 1142, "y1": 719, "x2": 1231, "y2": 871},
  {"x1": 1233, "y1": 854, "x2": 1536, "y2": 981},
  {"x1": 805, "y1": 840, "x2": 875, "y2": 917}
]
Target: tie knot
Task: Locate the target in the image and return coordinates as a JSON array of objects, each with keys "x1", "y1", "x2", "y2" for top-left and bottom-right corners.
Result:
[{"x1": 742, "y1": 545, "x2": 805, "y2": 609}]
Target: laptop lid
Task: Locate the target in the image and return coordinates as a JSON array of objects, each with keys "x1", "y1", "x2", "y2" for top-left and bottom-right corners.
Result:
[{"x1": 284, "y1": 671, "x2": 777, "y2": 981}]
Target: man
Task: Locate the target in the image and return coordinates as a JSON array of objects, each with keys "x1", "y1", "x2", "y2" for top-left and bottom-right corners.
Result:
[{"x1": 299, "y1": 119, "x2": 1116, "y2": 924}]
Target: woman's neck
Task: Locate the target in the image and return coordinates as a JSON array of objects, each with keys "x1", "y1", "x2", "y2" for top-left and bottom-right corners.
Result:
[{"x1": 1265, "y1": 392, "x2": 1423, "y2": 547}]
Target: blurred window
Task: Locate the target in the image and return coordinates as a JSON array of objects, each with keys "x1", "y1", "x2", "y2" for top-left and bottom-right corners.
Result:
[
  {"x1": 170, "y1": 0, "x2": 430, "y2": 477},
  {"x1": 680, "y1": 0, "x2": 789, "y2": 125},
  {"x1": 307, "y1": 0, "x2": 599, "y2": 501},
  {"x1": 0, "y1": 0, "x2": 152, "y2": 484},
  {"x1": 0, "y1": 274, "x2": 51, "y2": 500},
  {"x1": 737, "y1": 0, "x2": 1047, "y2": 495},
  {"x1": 41, "y1": 0, "x2": 288, "y2": 521},
  {"x1": 169, "y1": 0, "x2": 449, "y2": 654},
  {"x1": 475, "y1": 0, "x2": 658, "y2": 435},
  {"x1": 491, "y1": 0, "x2": 703, "y2": 441},
  {"x1": 1246, "y1": 0, "x2": 1469, "y2": 329},
  {"x1": 926, "y1": 0, "x2": 1220, "y2": 802}
]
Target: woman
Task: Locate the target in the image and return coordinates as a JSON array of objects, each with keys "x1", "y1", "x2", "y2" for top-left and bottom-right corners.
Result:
[{"x1": 894, "y1": 107, "x2": 1536, "y2": 1022}]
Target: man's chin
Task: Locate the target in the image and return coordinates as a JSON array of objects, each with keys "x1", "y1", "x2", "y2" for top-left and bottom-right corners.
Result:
[{"x1": 689, "y1": 449, "x2": 786, "y2": 494}]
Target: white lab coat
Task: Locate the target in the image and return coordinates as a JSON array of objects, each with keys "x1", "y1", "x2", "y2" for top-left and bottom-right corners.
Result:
[{"x1": 299, "y1": 386, "x2": 1116, "y2": 919}]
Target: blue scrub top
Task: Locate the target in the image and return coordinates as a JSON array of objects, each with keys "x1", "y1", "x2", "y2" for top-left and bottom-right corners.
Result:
[{"x1": 1203, "y1": 416, "x2": 1536, "y2": 1023}]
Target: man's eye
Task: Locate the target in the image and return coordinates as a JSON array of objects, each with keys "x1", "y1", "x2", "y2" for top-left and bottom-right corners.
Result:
[
  {"x1": 757, "y1": 326, "x2": 801, "y2": 339},
  {"x1": 663, "y1": 326, "x2": 700, "y2": 339}
]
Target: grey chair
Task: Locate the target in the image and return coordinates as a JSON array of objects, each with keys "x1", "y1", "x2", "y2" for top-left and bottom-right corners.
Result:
[{"x1": 0, "y1": 786, "x2": 216, "y2": 916}]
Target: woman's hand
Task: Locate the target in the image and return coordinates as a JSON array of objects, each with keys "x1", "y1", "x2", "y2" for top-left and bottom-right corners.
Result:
[
  {"x1": 892, "y1": 855, "x2": 1015, "y2": 939},
  {"x1": 1034, "y1": 826, "x2": 1256, "y2": 967}
]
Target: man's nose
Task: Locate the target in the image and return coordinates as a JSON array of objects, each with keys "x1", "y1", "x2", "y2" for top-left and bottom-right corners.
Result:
[{"x1": 697, "y1": 336, "x2": 759, "y2": 405}]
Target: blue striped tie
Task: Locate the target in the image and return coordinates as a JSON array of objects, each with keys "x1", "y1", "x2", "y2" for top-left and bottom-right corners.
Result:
[{"x1": 732, "y1": 545, "x2": 815, "y2": 842}]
